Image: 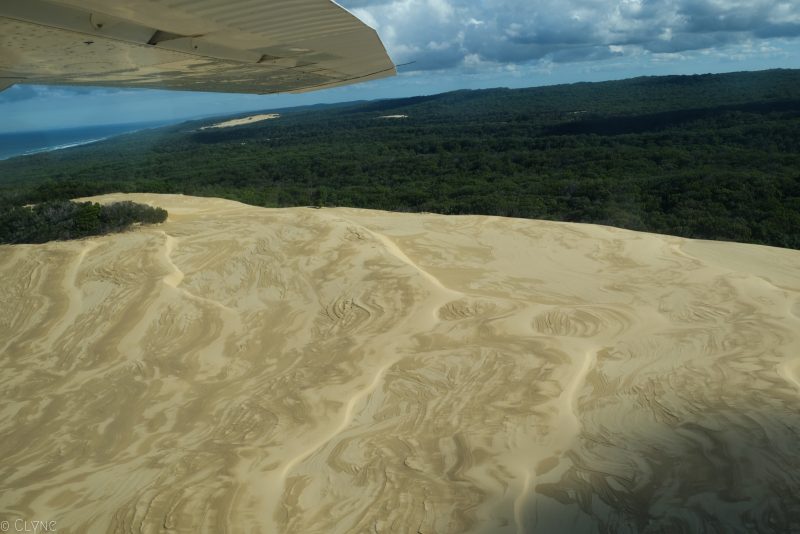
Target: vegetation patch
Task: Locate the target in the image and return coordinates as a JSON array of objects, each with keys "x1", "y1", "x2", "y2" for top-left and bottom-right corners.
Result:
[{"x1": 0, "y1": 200, "x2": 168, "y2": 244}]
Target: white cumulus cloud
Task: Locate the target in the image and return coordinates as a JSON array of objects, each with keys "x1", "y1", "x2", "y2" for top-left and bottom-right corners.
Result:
[{"x1": 339, "y1": 0, "x2": 800, "y2": 71}]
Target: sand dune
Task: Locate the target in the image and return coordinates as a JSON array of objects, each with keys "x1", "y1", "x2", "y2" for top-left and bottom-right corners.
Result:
[
  {"x1": 199, "y1": 114, "x2": 280, "y2": 130},
  {"x1": 1, "y1": 194, "x2": 799, "y2": 533}
]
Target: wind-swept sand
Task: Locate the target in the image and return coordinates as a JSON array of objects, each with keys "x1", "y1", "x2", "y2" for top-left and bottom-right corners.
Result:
[
  {"x1": 199, "y1": 113, "x2": 280, "y2": 130},
  {"x1": 1, "y1": 194, "x2": 799, "y2": 533}
]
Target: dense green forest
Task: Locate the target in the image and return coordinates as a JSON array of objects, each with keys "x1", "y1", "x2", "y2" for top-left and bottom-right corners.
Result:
[
  {"x1": 1, "y1": 69, "x2": 799, "y2": 248},
  {"x1": 0, "y1": 201, "x2": 167, "y2": 244}
]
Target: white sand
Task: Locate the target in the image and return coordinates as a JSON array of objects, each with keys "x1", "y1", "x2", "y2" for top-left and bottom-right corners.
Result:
[
  {"x1": 1, "y1": 194, "x2": 799, "y2": 533},
  {"x1": 200, "y1": 113, "x2": 280, "y2": 130}
]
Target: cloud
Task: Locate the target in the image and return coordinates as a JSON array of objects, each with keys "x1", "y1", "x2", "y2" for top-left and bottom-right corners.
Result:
[
  {"x1": 0, "y1": 85, "x2": 126, "y2": 103},
  {"x1": 0, "y1": 85, "x2": 41, "y2": 103},
  {"x1": 339, "y1": 0, "x2": 800, "y2": 71}
]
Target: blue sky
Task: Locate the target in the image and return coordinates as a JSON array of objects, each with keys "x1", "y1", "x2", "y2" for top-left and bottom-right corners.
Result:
[{"x1": 2, "y1": 0, "x2": 800, "y2": 132}]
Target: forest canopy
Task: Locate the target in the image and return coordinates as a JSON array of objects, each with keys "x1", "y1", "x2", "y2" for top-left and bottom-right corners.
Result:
[
  {"x1": 0, "y1": 200, "x2": 168, "y2": 244},
  {"x1": 1, "y1": 69, "x2": 798, "y2": 249}
]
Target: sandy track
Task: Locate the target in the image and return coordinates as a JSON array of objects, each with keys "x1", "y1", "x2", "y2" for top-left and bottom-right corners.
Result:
[{"x1": 1, "y1": 194, "x2": 800, "y2": 533}]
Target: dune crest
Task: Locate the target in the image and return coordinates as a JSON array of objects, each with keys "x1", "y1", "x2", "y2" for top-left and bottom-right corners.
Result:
[{"x1": 1, "y1": 194, "x2": 799, "y2": 533}]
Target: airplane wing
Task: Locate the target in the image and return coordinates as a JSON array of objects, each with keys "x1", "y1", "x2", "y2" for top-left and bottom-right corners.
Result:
[{"x1": 0, "y1": 0, "x2": 395, "y2": 94}]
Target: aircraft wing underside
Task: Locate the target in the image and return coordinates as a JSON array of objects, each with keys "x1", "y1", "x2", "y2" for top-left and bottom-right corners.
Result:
[{"x1": 0, "y1": 0, "x2": 395, "y2": 94}]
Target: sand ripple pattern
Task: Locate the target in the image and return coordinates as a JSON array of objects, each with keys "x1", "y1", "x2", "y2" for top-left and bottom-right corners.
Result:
[
  {"x1": 532, "y1": 306, "x2": 630, "y2": 338},
  {"x1": 1, "y1": 194, "x2": 800, "y2": 533}
]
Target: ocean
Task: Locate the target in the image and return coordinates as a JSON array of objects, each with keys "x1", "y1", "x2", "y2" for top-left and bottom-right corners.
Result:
[{"x1": 0, "y1": 121, "x2": 175, "y2": 161}]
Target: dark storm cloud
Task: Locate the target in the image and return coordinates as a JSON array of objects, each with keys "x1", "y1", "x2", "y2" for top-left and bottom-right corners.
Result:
[
  {"x1": 754, "y1": 22, "x2": 800, "y2": 39},
  {"x1": 643, "y1": 31, "x2": 738, "y2": 54},
  {"x1": 338, "y1": 0, "x2": 800, "y2": 70}
]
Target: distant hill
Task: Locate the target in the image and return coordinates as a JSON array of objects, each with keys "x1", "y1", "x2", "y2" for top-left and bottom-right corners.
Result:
[{"x1": 1, "y1": 69, "x2": 799, "y2": 248}]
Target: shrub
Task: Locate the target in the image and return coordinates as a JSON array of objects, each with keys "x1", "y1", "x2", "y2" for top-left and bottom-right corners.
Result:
[{"x1": 0, "y1": 200, "x2": 168, "y2": 244}]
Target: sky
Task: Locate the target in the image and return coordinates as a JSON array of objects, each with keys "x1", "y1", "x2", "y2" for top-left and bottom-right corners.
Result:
[{"x1": 2, "y1": 0, "x2": 800, "y2": 132}]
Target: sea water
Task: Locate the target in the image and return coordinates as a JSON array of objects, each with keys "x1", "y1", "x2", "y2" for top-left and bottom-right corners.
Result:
[{"x1": 0, "y1": 121, "x2": 174, "y2": 160}]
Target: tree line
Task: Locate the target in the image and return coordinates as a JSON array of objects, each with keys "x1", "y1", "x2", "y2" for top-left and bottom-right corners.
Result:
[{"x1": 0, "y1": 200, "x2": 168, "y2": 244}]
